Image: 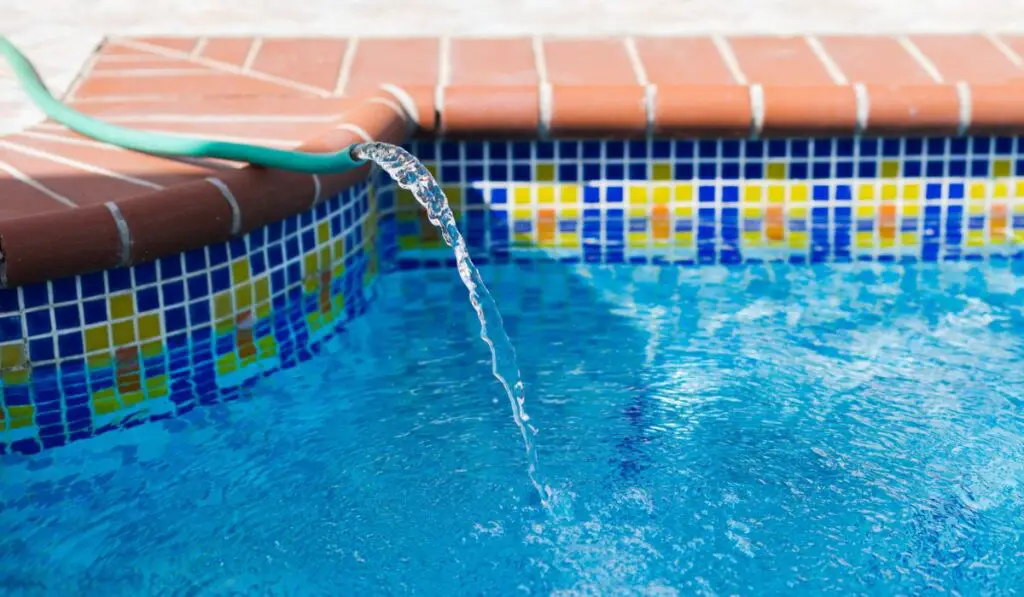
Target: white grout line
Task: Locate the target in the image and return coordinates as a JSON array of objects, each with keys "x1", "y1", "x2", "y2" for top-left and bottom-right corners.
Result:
[
  {"x1": 33, "y1": 123, "x2": 301, "y2": 147},
  {"x1": 956, "y1": 81, "x2": 972, "y2": 136},
  {"x1": 898, "y1": 36, "x2": 944, "y2": 83},
  {"x1": 0, "y1": 157, "x2": 78, "y2": 208},
  {"x1": 334, "y1": 123, "x2": 373, "y2": 143},
  {"x1": 311, "y1": 174, "x2": 322, "y2": 207},
  {"x1": 368, "y1": 95, "x2": 415, "y2": 136},
  {"x1": 985, "y1": 32, "x2": 1024, "y2": 67},
  {"x1": 204, "y1": 177, "x2": 241, "y2": 235},
  {"x1": 99, "y1": 114, "x2": 339, "y2": 123},
  {"x1": 853, "y1": 82, "x2": 870, "y2": 134},
  {"x1": 18, "y1": 130, "x2": 123, "y2": 150},
  {"x1": 58, "y1": 94, "x2": 206, "y2": 103},
  {"x1": 88, "y1": 69, "x2": 216, "y2": 78},
  {"x1": 142, "y1": 130, "x2": 302, "y2": 147},
  {"x1": 378, "y1": 84, "x2": 421, "y2": 127},
  {"x1": 334, "y1": 37, "x2": 359, "y2": 96},
  {"x1": 437, "y1": 36, "x2": 452, "y2": 88},
  {"x1": 90, "y1": 55, "x2": 181, "y2": 63},
  {"x1": 0, "y1": 139, "x2": 163, "y2": 189},
  {"x1": 64, "y1": 48, "x2": 103, "y2": 102},
  {"x1": 434, "y1": 36, "x2": 452, "y2": 126},
  {"x1": 623, "y1": 37, "x2": 649, "y2": 85},
  {"x1": 103, "y1": 201, "x2": 132, "y2": 266},
  {"x1": 242, "y1": 38, "x2": 263, "y2": 72},
  {"x1": 805, "y1": 35, "x2": 848, "y2": 85},
  {"x1": 17, "y1": 129, "x2": 236, "y2": 170},
  {"x1": 532, "y1": 36, "x2": 552, "y2": 137},
  {"x1": 191, "y1": 37, "x2": 208, "y2": 59},
  {"x1": 747, "y1": 84, "x2": 764, "y2": 139},
  {"x1": 114, "y1": 37, "x2": 332, "y2": 98},
  {"x1": 711, "y1": 35, "x2": 748, "y2": 85},
  {"x1": 623, "y1": 37, "x2": 655, "y2": 135},
  {"x1": 368, "y1": 96, "x2": 406, "y2": 120},
  {"x1": 173, "y1": 156, "x2": 239, "y2": 170},
  {"x1": 35, "y1": 121, "x2": 85, "y2": 130},
  {"x1": 532, "y1": 35, "x2": 550, "y2": 82}
]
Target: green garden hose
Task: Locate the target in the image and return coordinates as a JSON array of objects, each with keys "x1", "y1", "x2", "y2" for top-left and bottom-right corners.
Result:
[{"x1": 0, "y1": 35, "x2": 365, "y2": 173}]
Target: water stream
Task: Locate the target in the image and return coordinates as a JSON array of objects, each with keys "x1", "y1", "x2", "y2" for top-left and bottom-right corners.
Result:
[{"x1": 353, "y1": 142, "x2": 555, "y2": 511}]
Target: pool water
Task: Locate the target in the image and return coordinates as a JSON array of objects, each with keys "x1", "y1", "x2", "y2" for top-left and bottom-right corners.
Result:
[{"x1": 2, "y1": 260, "x2": 1023, "y2": 595}]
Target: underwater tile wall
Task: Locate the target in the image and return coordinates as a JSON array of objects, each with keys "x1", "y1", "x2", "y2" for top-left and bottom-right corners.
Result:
[
  {"x1": 0, "y1": 182, "x2": 381, "y2": 455},
  {"x1": 391, "y1": 137, "x2": 1024, "y2": 267},
  {"x1": 4, "y1": 135, "x2": 1024, "y2": 455}
]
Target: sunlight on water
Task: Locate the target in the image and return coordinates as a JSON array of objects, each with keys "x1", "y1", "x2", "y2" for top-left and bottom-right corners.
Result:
[{"x1": 2, "y1": 260, "x2": 1022, "y2": 594}]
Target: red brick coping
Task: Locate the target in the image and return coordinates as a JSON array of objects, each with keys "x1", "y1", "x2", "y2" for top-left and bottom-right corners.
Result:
[{"x1": 2, "y1": 34, "x2": 1024, "y2": 287}]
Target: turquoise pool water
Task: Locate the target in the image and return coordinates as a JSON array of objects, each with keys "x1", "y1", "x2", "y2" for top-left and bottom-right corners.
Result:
[{"x1": 1, "y1": 260, "x2": 1022, "y2": 595}]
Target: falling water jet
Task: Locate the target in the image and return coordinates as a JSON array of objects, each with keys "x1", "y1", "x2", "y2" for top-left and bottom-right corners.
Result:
[{"x1": 354, "y1": 142, "x2": 557, "y2": 512}]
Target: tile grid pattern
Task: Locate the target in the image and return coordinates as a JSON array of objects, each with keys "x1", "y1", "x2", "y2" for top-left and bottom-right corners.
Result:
[
  {"x1": 394, "y1": 137, "x2": 1024, "y2": 266},
  {"x1": 1, "y1": 180, "x2": 380, "y2": 454},
  {"x1": 2, "y1": 135, "x2": 1023, "y2": 455}
]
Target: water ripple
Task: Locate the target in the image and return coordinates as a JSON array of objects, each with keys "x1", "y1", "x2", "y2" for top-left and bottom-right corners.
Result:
[{"x1": 1, "y1": 260, "x2": 1022, "y2": 594}]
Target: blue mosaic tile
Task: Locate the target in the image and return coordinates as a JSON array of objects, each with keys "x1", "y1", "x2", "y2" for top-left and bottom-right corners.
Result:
[{"x1": 3, "y1": 136, "x2": 1024, "y2": 456}]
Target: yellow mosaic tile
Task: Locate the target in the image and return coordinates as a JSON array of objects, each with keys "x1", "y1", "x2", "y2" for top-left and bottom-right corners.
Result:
[
  {"x1": 0, "y1": 342, "x2": 27, "y2": 370},
  {"x1": 651, "y1": 185, "x2": 671, "y2": 204},
  {"x1": 744, "y1": 186, "x2": 762, "y2": 203},
  {"x1": 629, "y1": 186, "x2": 648, "y2": 204},
  {"x1": 674, "y1": 184, "x2": 694, "y2": 203},
  {"x1": 537, "y1": 185, "x2": 555, "y2": 204},
  {"x1": 4, "y1": 405, "x2": 34, "y2": 429},
  {"x1": 559, "y1": 184, "x2": 579, "y2": 204}
]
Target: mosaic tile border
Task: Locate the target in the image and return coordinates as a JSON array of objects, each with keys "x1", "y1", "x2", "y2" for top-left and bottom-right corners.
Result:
[
  {"x1": 1, "y1": 181, "x2": 382, "y2": 455},
  {"x1": 3, "y1": 136, "x2": 1023, "y2": 455},
  {"x1": 391, "y1": 137, "x2": 1024, "y2": 266}
]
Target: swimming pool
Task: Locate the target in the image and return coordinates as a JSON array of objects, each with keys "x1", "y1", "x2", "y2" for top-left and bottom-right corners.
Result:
[
  {"x1": 5, "y1": 28, "x2": 1024, "y2": 593},
  {"x1": 2, "y1": 133, "x2": 1024, "y2": 594},
  {"x1": 2, "y1": 259, "x2": 1021, "y2": 594}
]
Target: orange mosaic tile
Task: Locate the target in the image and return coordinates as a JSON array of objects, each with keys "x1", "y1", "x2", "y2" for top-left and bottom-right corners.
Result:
[{"x1": 3, "y1": 34, "x2": 1024, "y2": 287}]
